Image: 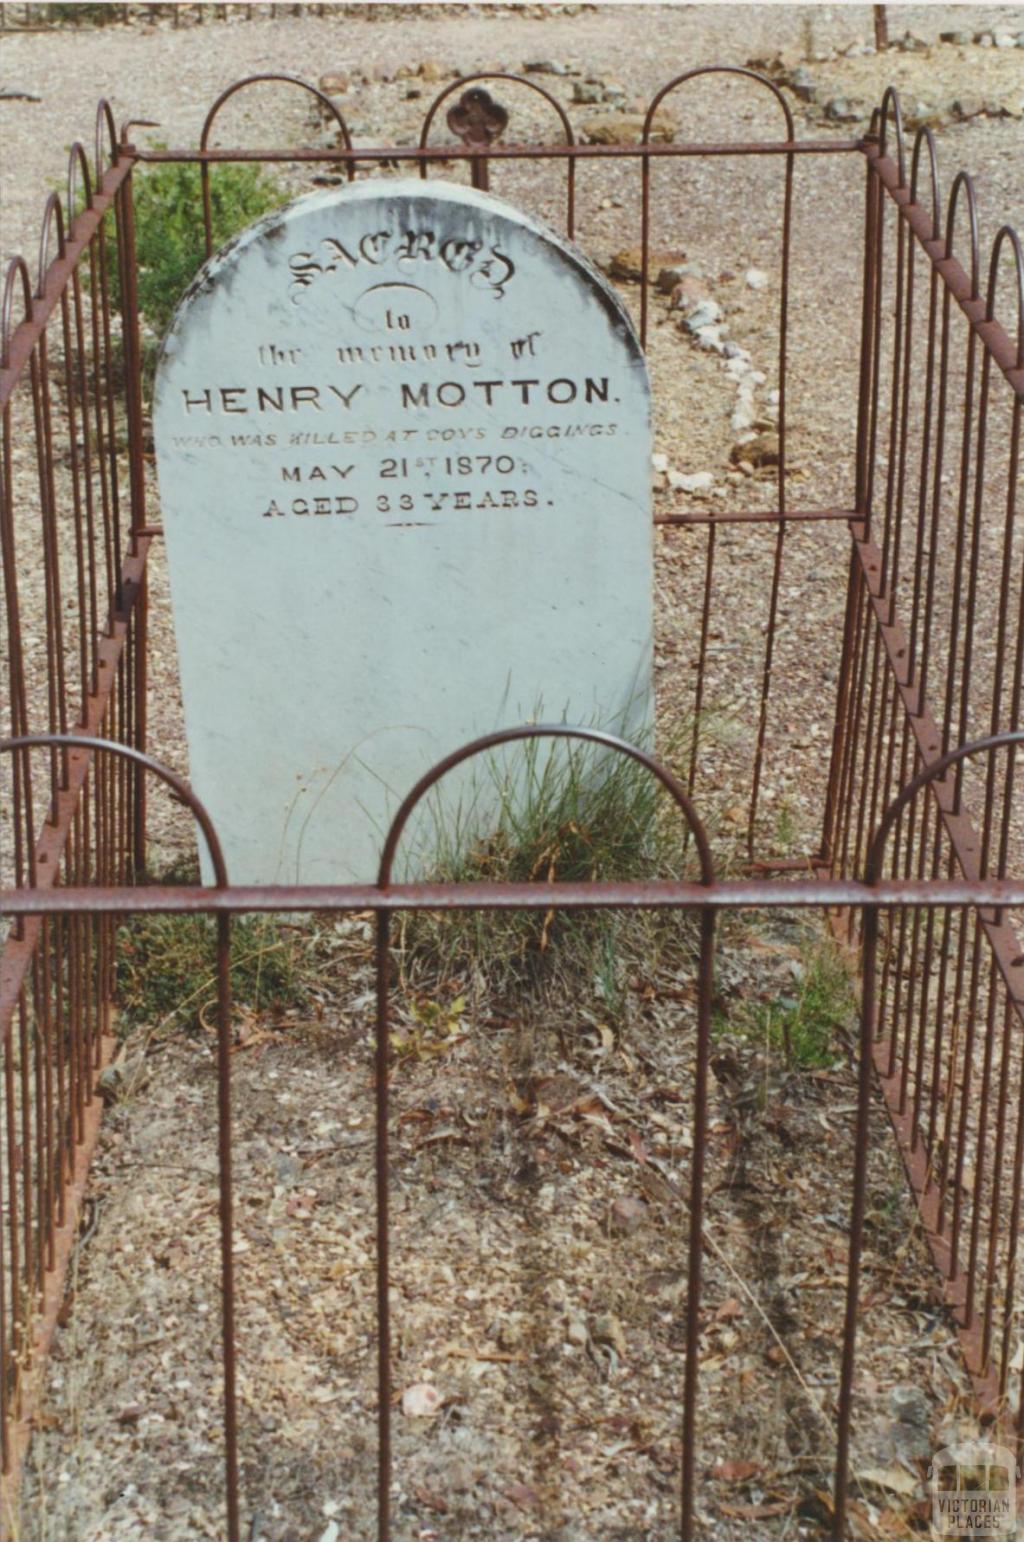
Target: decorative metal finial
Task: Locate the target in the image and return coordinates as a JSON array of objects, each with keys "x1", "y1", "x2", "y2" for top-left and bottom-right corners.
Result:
[{"x1": 446, "y1": 87, "x2": 509, "y2": 150}]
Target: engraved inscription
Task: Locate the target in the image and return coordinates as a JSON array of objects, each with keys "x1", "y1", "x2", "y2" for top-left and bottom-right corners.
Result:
[{"x1": 288, "y1": 224, "x2": 515, "y2": 303}]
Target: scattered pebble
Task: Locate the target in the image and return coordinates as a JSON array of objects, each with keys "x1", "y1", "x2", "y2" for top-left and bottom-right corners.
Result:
[
  {"x1": 609, "y1": 1194, "x2": 646, "y2": 1233},
  {"x1": 401, "y1": 1382, "x2": 442, "y2": 1418},
  {"x1": 668, "y1": 470, "x2": 715, "y2": 494},
  {"x1": 681, "y1": 297, "x2": 723, "y2": 333},
  {"x1": 591, "y1": 1312, "x2": 628, "y2": 1358},
  {"x1": 608, "y1": 244, "x2": 685, "y2": 282},
  {"x1": 581, "y1": 111, "x2": 676, "y2": 145},
  {"x1": 656, "y1": 261, "x2": 695, "y2": 295},
  {"x1": 669, "y1": 273, "x2": 707, "y2": 310},
  {"x1": 566, "y1": 1315, "x2": 589, "y2": 1345},
  {"x1": 790, "y1": 66, "x2": 817, "y2": 103},
  {"x1": 825, "y1": 97, "x2": 863, "y2": 122},
  {"x1": 730, "y1": 432, "x2": 780, "y2": 469}
]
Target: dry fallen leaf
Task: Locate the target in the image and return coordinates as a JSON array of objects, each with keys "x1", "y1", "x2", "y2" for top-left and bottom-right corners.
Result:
[
  {"x1": 712, "y1": 1457, "x2": 761, "y2": 1481},
  {"x1": 717, "y1": 1498, "x2": 794, "y2": 1519},
  {"x1": 504, "y1": 1481, "x2": 543, "y2": 1513},
  {"x1": 856, "y1": 1465, "x2": 918, "y2": 1497}
]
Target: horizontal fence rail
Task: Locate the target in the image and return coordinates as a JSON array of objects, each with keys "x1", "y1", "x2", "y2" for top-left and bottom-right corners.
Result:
[{"x1": 0, "y1": 67, "x2": 1022, "y2": 1538}]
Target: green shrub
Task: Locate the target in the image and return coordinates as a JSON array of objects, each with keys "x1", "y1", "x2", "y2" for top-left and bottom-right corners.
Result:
[
  {"x1": 120, "y1": 157, "x2": 286, "y2": 340},
  {"x1": 45, "y1": 4, "x2": 121, "y2": 23}
]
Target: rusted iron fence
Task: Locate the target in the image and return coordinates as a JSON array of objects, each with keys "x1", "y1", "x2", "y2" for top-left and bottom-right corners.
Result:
[
  {"x1": 824, "y1": 93, "x2": 1024, "y2": 1461},
  {"x1": 0, "y1": 104, "x2": 152, "y2": 1509},
  {"x1": 1, "y1": 70, "x2": 1022, "y2": 1538}
]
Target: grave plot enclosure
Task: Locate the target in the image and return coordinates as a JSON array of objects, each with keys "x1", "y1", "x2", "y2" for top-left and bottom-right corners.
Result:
[{"x1": 1, "y1": 69, "x2": 1023, "y2": 1539}]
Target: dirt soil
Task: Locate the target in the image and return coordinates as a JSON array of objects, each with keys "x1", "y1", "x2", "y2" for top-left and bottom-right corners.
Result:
[{"x1": 1, "y1": 4, "x2": 1022, "y2": 1539}]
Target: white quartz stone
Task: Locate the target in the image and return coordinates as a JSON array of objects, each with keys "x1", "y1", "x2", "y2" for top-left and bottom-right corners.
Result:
[
  {"x1": 153, "y1": 180, "x2": 653, "y2": 883},
  {"x1": 667, "y1": 470, "x2": 715, "y2": 494}
]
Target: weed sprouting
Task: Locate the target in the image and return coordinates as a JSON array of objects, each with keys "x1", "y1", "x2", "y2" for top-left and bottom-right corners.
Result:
[{"x1": 717, "y1": 937, "x2": 856, "y2": 1070}]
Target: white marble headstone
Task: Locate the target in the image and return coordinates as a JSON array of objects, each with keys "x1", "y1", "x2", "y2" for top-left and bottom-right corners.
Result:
[{"x1": 153, "y1": 180, "x2": 652, "y2": 883}]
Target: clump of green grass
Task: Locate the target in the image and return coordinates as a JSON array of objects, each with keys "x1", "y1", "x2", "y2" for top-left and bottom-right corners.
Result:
[
  {"x1": 720, "y1": 938, "x2": 856, "y2": 1070},
  {"x1": 116, "y1": 904, "x2": 304, "y2": 1037},
  {"x1": 396, "y1": 726, "x2": 699, "y2": 1008}
]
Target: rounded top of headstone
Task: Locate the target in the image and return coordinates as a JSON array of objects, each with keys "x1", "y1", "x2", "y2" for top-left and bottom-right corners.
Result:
[{"x1": 156, "y1": 177, "x2": 646, "y2": 390}]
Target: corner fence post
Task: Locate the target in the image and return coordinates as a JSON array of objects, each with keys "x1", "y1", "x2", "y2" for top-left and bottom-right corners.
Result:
[
  {"x1": 375, "y1": 907, "x2": 392, "y2": 1542},
  {"x1": 216, "y1": 908, "x2": 240, "y2": 1542},
  {"x1": 112, "y1": 155, "x2": 149, "y2": 875},
  {"x1": 833, "y1": 897, "x2": 879, "y2": 1537},
  {"x1": 856, "y1": 134, "x2": 882, "y2": 532},
  {"x1": 681, "y1": 904, "x2": 715, "y2": 1539},
  {"x1": 821, "y1": 140, "x2": 881, "y2": 869}
]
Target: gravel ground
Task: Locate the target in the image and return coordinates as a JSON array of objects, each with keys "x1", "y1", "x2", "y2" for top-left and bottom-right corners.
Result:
[
  {"x1": 21, "y1": 909, "x2": 967, "y2": 1541},
  {"x1": 2, "y1": 5, "x2": 1023, "y2": 1539}
]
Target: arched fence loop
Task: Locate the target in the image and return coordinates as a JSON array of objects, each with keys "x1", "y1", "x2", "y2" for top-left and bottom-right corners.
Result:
[
  {"x1": 1, "y1": 256, "x2": 34, "y2": 369},
  {"x1": 877, "y1": 85, "x2": 906, "y2": 188},
  {"x1": 65, "y1": 142, "x2": 94, "y2": 231},
  {"x1": 419, "y1": 72, "x2": 576, "y2": 154},
  {"x1": 638, "y1": 65, "x2": 795, "y2": 854},
  {"x1": 199, "y1": 71, "x2": 353, "y2": 159},
  {"x1": 987, "y1": 225, "x2": 1024, "y2": 364},
  {"x1": 1, "y1": 733, "x2": 228, "y2": 883},
  {"x1": 0, "y1": 734, "x2": 240, "y2": 1541},
  {"x1": 94, "y1": 99, "x2": 118, "y2": 181},
  {"x1": 946, "y1": 169, "x2": 981, "y2": 302},
  {"x1": 641, "y1": 61, "x2": 796, "y2": 142},
  {"x1": 910, "y1": 124, "x2": 942, "y2": 242},
  {"x1": 372, "y1": 725, "x2": 715, "y2": 1539},
  {"x1": 198, "y1": 73, "x2": 354, "y2": 253},
  {"x1": 866, "y1": 731, "x2": 1024, "y2": 887},
  {"x1": 376, "y1": 723, "x2": 715, "y2": 888},
  {"x1": 639, "y1": 64, "x2": 795, "y2": 344},
  {"x1": 35, "y1": 196, "x2": 66, "y2": 300}
]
